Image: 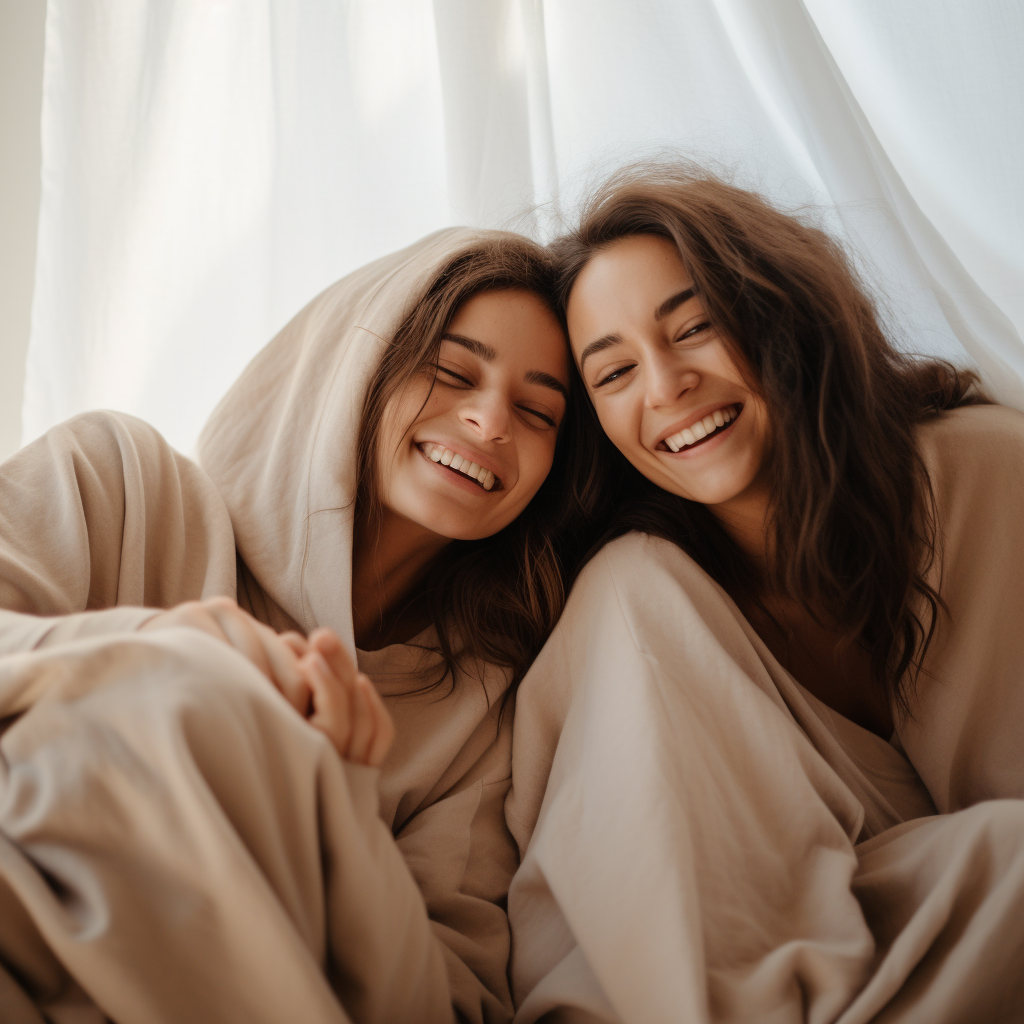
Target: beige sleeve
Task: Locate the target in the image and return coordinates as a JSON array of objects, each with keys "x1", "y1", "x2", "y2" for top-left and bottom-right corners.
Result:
[
  {"x1": 395, "y1": 708, "x2": 518, "y2": 1024},
  {"x1": 0, "y1": 410, "x2": 237, "y2": 657},
  {"x1": 0, "y1": 607, "x2": 161, "y2": 657}
]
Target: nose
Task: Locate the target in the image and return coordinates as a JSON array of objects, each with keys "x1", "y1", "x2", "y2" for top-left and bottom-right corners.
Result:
[
  {"x1": 643, "y1": 349, "x2": 699, "y2": 409},
  {"x1": 458, "y1": 389, "x2": 513, "y2": 443}
]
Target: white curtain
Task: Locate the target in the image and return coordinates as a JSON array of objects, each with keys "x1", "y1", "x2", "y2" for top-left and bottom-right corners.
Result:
[{"x1": 24, "y1": 0, "x2": 1024, "y2": 454}]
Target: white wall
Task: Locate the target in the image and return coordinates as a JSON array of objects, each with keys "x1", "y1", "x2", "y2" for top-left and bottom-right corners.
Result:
[{"x1": 0, "y1": 0, "x2": 45, "y2": 462}]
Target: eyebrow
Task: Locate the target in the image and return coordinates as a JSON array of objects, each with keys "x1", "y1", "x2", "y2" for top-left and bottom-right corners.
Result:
[
  {"x1": 654, "y1": 286, "x2": 697, "y2": 321},
  {"x1": 579, "y1": 333, "x2": 622, "y2": 369},
  {"x1": 525, "y1": 369, "x2": 568, "y2": 400},
  {"x1": 441, "y1": 332, "x2": 497, "y2": 361},
  {"x1": 441, "y1": 332, "x2": 568, "y2": 400}
]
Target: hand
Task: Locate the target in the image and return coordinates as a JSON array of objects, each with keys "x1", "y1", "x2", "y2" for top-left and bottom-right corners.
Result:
[
  {"x1": 139, "y1": 597, "x2": 315, "y2": 713},
  {"x1": 139, "y1": 598, "x2": 394, "y2": 766},
  {"x1": 296, "y1": 628, "x2": 395, "y2": 768}
]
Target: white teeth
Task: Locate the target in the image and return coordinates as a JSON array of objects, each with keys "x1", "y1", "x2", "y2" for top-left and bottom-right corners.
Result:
[
  {"x1": 421, "y1": 444, "x2": 498, "y2": 491},
  {"x1": 662, "y1": 405, "x2": 738, "y2": 453}
]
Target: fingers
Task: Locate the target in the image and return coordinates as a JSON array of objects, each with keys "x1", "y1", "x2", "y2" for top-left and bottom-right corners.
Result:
[
  {"x1": 303, "y1": 640, "x2": 394, "y2": 767},
  {"x1": 309, "y1": 628, "x2": 359, "y2": 684},
  {"x1": 280, "y1": 631, "x2": 310, "y2": 658},
  {"x1": 345, "y1": 675, "x2": 377, "y2": 764},
  {"x1": 202, "y1": 598, "x2": 275, "y2": 682},
  {"x1": 196, "y1": 600, "x2": 311, "y2": 714},
  {"x1": 142, "y1": 603, "x2": 393, "y2": 766},
  {"x1": 138, "y1": 601, "x2": 230, "y2": 643},
  {"x1": 304, "y1": 650, "x2": 353, "y2": 755}
]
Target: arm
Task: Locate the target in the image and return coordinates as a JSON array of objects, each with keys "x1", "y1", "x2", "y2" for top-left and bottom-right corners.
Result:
[{"x1": 0, "y1": 410, "x2": 237, "y2": 657}]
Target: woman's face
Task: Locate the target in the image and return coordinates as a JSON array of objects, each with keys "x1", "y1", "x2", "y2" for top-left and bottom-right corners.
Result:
[
  {"x1": 378, "y1": 288, "x2": 570, "y2": 542},
  {"x1": 566, "y1": 233, "x2": 769, "y2": 509}
]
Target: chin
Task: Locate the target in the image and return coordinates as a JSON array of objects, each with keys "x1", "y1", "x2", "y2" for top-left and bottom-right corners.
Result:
[
  {"x1": 662, "y1": 472, "x2": 755, "y2": 506},
  {"x1": 412, "y1": 506, "x2": 491, "y2": 543}
]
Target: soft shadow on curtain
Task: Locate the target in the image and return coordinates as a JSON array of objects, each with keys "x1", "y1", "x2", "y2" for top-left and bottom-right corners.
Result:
[{"x1": 22, "y1": 0, "x2": 1024, "y2": 454}]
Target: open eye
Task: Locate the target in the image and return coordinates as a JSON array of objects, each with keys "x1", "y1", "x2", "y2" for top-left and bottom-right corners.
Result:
[
  {"x1": 676, "y1": 322, "x2": 711, "y2": 344},
  {"x1": 593, "y1": 363, "x2": 637, "y2": 389}
]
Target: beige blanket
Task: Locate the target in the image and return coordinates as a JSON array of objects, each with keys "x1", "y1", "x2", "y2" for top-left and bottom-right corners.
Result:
[
  {"x1": 0, "y1": 228, "x2": 523, "y2": 1024},
  {"x1": 507, "y1": 404, "x2": 1024, "y2": 1023}
]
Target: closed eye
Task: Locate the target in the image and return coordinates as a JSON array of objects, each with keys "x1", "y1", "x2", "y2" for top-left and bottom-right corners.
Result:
[
  {"x1": 436, "y1": 365, "x2": 473, "y2": 387},
  {"x1": 520, "y1": 406, "x2": 556, "y2": 427}
]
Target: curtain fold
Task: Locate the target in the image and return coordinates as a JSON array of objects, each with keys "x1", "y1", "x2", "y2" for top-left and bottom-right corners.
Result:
[{"x1": 23, "y1": 0, "x2": 1024, "y2": 453}]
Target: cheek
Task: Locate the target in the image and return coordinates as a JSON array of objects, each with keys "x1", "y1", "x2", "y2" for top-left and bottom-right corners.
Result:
[
  {"x1": 376, "y1": 383, "x2": 431, "y2": 487},
  {"x1": 381, "y1": 378, "x2": 435, "y2": 442},
  {"x1": 593, "y1": 396, "x2": 643, "y2": 455}
]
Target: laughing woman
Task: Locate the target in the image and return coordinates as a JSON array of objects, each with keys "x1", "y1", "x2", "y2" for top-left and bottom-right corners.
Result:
[
  {"x1": 506, "y1": 167, "x2": 1024, "y2": 1023},
  {"x1": 0, "y1": 229, "x2": 591, "y2": 1024}
]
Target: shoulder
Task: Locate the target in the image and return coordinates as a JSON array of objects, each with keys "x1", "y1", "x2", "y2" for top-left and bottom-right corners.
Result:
[
  {"x1": 9, "y1": 411, "x2": 232, "y2": 537},
  {"x1": 14, "y1": 410, "x2": 191, "y2": 486},
  {"x1": 45, "y1": 410, "x2": 174, "y2": 454},
  {"x1": 915, "y1": 405, "x2": 1024, "y2": 509},
  {"x1": 565, "y1": 530, "x2": 725, "y2": 630},
  {"x1": 916, "y1": 404, "x2": 1024, "y2": 478},
  {"x1": 914, "y1": 405, "x2": 1024, "y2": 573}
]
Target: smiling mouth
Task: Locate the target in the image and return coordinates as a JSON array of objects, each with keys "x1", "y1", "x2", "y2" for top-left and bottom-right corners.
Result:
[
  {"x1": 657, "y1": 404, "x2": 742, "y2": 453},
  {"x1": 418, "y1": 442, "x2": 502, "y2": 491}
]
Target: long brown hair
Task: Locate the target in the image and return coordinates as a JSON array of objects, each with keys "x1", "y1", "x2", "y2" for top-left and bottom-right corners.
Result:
[
  {"x1": 357, "y1": 237, "x2": 601, "y2": 696},
  {"x1": 553, "y1": 163, "x2": 989, "y2": 714}
]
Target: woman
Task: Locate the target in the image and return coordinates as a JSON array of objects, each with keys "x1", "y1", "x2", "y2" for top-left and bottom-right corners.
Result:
[
  {"x1": 0, "y1": 228, "x2": 591, "y2": 1024},
  {"x1": 506, "y1": 167, "x2": 1024, "y2": 1022}
]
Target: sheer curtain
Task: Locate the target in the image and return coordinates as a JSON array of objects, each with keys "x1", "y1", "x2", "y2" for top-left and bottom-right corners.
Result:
[{"x1": 23, "y1": 0, "x2": 1024, "y2": 453}]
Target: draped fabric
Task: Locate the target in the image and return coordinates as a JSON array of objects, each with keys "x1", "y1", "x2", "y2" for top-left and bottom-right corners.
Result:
[
  {"x1": 22, "y1": 0, "x2": 1024, "y2": 454},
  {"x1": 0, "y1": 228, "x2": 525, "y2": 1022}
]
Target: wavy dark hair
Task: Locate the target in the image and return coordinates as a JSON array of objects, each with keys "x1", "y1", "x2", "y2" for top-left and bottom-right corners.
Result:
[
  {"x1": 553, "y1": 164, "x2": 989, "y2": 715},
  {"x1": 356, "y1": 237, "x2": 601, "y2": 698}
]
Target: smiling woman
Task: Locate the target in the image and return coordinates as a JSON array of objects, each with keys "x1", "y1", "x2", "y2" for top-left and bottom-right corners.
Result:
[
  {"x1": 350, "y1": 242, "x2": 589, "y2": 669},
  {"x1": 505, "y1": 165, "x2": 1024, "y2": 1023},
  {"x1": 568, "y1": 233, "x2": 770, "y2": 519}
]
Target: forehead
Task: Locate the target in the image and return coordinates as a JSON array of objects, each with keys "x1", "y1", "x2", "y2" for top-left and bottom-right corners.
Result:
[
  {"x1": 447, "y1": 288, "x2": 569, "y2": 378},
  {"x1": 567, "y1": 235, "x2": 693, "y2": 344}
]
